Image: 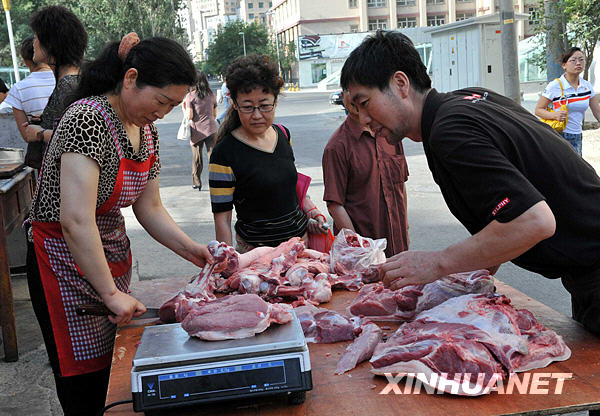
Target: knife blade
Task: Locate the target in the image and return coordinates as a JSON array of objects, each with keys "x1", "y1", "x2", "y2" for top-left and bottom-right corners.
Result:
[{"x1": 76, "y1": 304, "x2": 159, "y2": 320}]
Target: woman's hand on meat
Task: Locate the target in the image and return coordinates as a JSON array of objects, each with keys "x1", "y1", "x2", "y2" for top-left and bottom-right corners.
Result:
[
  {"x1": 182, "y1": 243, "x2": 214, "y2": 268},
  {"x1": 103, "y1": 291, "x2": 146, "y2": 325},
  {"x1": 381, "y1": 250, "x2": 443, "y2": 290}
]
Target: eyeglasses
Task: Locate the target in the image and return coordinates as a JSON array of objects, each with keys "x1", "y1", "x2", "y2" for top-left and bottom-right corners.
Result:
[
  {"x1": 567, "y1": 58, "x2": 585, "y2": 64},
  {"x1": 236, "y1": 103, "x2": 275, "y2": 113}
]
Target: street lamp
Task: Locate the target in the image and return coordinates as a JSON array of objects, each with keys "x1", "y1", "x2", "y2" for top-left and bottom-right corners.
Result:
[
  {"x1": 265, "y1": 10, "x2": 282, "y2": 76},
  {"x1": 238, "y1": 31, "x2": 247, "y2": 56}
]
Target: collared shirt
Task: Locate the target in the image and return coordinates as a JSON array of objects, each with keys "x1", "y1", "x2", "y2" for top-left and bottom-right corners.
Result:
[
  {"x1": 322, "y1": 115, "x2": 409, "y2": 257},
  {"x1": 4, "y1": 70, "x2": 55, "y2": 116},
  {"x1": 421, "y1": 88, "x2": 600, "y2": 278},
  {"x1": 541, "y1": 74, "x2": 595, "y2": 134}
]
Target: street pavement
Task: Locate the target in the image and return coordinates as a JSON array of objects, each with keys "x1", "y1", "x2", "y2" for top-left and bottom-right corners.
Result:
[{"x1": 0, "y1": 88, "x2": 595, "y2": 415}]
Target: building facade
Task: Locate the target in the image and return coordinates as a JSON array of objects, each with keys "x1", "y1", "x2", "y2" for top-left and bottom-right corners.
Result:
[
  {"x1": 270, "y1": 0, "x2": 538, "y2": 59},
  {"x1": 188, "y1": 0, "x2": 242, "y2": 60}
]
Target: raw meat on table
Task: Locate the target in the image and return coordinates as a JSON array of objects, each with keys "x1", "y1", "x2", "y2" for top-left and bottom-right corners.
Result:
[
  {"x1": 335, "y1": 323, "x2": 383, "y2": 374},
  {"x1": 181, "y1": 294, "x2": 293, "y2": 340},
  {"x1": 370, "y1": 293, "x2": 571, "y2": 395},
  {"x1": 348, "y1": 270, "x2": 495, "y2": 321},
  {"x1": 294, "y1": 302, "x2": 356, "y2": 343}
]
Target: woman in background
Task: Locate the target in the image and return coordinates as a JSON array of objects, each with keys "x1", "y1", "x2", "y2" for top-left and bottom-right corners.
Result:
[
  {"x1": 21, "y1": 5, "x2": 87, "y2": 167},
  {"x1": 535, "y1": 46, "x2": 600, "y2": 155},
  {"x1": 209, "y1": 54, "x2": 326, "y2": 253},
  {"x1": 183, "y1": 71, "x2": 217, "y2": 190}
]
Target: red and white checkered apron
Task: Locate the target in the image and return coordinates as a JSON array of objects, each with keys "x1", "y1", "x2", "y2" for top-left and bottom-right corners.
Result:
[{"x1": 32, "y1": 98, "x2": 156, "y2": 377}]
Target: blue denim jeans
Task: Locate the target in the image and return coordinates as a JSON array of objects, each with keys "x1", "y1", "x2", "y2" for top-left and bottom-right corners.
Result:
[{"x1": 561, "y1": 132, "x2": 583, "y2": 156}]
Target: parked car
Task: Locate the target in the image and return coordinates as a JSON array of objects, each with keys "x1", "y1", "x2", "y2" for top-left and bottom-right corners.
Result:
[{"x1": 329, "y1": 90, "x2": 343, "y2": 105}]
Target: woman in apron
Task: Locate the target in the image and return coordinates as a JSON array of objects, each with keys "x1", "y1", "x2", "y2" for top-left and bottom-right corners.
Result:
[{"x1": 25, "y1": 34, "x2": 213, "y2": 416}]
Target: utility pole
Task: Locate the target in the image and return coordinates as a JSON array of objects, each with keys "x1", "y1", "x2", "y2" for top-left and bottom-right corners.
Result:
[
  {"x1": 2, "y1": 0, "x2": 20, "y2": 83},
  {"x1": 499, "y1": 0, "x2": 520, "y2": 104}
]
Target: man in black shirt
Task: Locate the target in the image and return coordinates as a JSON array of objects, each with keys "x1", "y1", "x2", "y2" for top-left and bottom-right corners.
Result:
[{"x1": 340, "y1": 30, "x2": 600, "y2": 335}]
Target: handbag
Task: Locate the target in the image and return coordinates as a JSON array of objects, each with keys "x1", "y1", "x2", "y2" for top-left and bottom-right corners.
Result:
[
  {"x1": 177, "y1": 116, "x2": 191, "y2": 141},
  {"x1": 540, "y1": 78, "x2": 568, "y2": 133},
  {"x1": 24, "y1": 141, "x2": 45, "y2": 169}
]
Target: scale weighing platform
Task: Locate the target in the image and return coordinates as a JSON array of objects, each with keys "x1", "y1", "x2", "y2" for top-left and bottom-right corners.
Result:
[{"x1": 131, "y1": 312, "x2": 312, "y2": 412}]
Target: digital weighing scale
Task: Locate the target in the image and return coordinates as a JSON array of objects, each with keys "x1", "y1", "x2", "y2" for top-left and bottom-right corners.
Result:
[{"x1": 131, "y1": 312, "x2": 312, "y2": 412}]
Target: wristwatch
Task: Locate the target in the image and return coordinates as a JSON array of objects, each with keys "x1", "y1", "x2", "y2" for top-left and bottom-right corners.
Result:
[{"x1": 36, "y1": 129, "x2": 46, "y2": 142}]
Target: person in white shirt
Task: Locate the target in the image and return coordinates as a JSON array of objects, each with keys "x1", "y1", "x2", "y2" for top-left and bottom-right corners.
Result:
[
  {"x1": 535, "y1": 47, "x2": 600, "y2": 155},
  {"x1": 3, "y1": 36, "x2": 56, "y2": 142}
]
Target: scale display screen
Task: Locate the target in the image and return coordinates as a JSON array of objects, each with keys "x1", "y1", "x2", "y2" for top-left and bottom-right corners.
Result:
[
  {"x1": 136, "y1": 357, "x2": 309, "y2": 410},
  {"x1": 158, "y1": 360, "x2": 286, "y2": 398}
]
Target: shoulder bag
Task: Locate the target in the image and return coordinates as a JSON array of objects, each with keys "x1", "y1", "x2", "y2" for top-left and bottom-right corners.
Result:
[{"x1": 540, "y1": 78, "x2": 568, "y2": 133}]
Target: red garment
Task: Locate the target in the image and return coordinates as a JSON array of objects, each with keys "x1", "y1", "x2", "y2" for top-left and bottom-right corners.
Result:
[
  {"x1": 322, "y1": 115, "x2": 409, "y2": 257},
  {"x1": 32, "y1": 98, "x2": 156, "y2": 377}
]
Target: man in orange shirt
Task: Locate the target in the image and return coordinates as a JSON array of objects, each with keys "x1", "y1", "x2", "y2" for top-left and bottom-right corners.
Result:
[{"x1": 322, "y1": 93, "x2": 409, "y2": 257}]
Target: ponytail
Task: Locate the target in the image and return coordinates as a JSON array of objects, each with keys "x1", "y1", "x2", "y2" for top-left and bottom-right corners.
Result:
[
  {"x1": 70, "y1": 36, "x2": 197, "y2": 105},
  {"x1": 71, "y1": 42, "x2": 123, "y2": 103},
  {"x1": 215, "y1": 106, "x2": 241, "y2": 143}
]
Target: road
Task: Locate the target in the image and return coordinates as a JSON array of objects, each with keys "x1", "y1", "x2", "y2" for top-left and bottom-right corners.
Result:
[{"x1": 144, "y1": 88, "x2": 571, "y2": 317}]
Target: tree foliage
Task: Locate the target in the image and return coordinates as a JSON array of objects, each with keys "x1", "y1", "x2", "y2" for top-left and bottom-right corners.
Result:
[
  {"x1": 205, "y1": 20, "x2": 272, "y2": 76},
  {"x1": 1, "y1": 0, "x2": 188, "y2": 67},
  {"x1": 528, "y1": 0, "x2": 600, "y2": 80},
  {"x1": 205, "y1": 20, "x2": 298, "y2": 80}
]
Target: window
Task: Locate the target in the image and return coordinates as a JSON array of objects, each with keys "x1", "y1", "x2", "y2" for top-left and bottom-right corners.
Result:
[
  {"x1": 350, "y1": 24, "x2": 359, "y2": 32},
  {"x1": 349, "y1": 0, "x2": 358, "y2": 7},
  {"x1": 397, "y1": 0, "x2": 416, "y2": 5},
  {"x1": 456, "y1": 12, "x2": 474, "y2": 20},
  {"x1": 259, "y1": 2, "x2": 264, "y2": 7},
  {"x1": 249, "y1": 13, "x2": 255, "y2": 18},
  {"x1": 427, "y1": 14, "x2": 445, "y2": 26},
  {"x1": 398, "y1": 16, "x2": 417, "y2": 27},
  {"x1": 367, "y1": 0, "x2": 386, "y2": 7},
  {"x1": 456, "y1": 0, "x2": 473, "y2": 2},
  {"x1": 248, "y1": 2, "x2": 253, "y2": 8},
  {"x1": 528, "y1": 7, "x2": 540, "y2": 25},
  {"x1": 368, "y1": 18, "x2": 388, "y2": 30},
  {"x1": 426, "y1": 0, "x2": 444, "y2": 4}
]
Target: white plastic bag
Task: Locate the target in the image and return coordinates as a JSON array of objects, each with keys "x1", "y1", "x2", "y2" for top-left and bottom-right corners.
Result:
[
  {"x1": 177, "y1": 116, "x2": 191, "y2": 141},
  {"x1": 329, "y1": 229, "x2": 387, "y2": 276}
]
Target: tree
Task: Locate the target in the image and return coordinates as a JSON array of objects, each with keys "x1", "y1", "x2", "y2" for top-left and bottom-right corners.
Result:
[
  {"x1": 1, "y1": 0, "x2": 188, "y2": 67},
  {"x1": 529, "y1": 0, "x2": 600, "y2": 80},
  {"x1": 279, "y1": 40, "x2": 297, "y2": 82},
  {"x1": 565, "y1": 0, "x2": 600, "y2": 80},
  {"x1": 205, "y1": 20, "x2": 271, "y2": 76}
]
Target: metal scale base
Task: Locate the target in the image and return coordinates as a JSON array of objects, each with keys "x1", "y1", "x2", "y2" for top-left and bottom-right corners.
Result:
[{"x1": 131, "y1": 312, "x2": 312, "y2": 412}]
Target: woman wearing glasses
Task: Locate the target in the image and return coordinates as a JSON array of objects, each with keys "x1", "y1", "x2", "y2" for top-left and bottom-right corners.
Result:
[
  {"x1": 209, "y1": 54, "x2": 326, "y2": 252},
  {"x1": 535, "y1": 47, "x2": 600, "y2": 155}
]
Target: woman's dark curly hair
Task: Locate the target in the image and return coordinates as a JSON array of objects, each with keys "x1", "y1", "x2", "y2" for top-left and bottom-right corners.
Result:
[
  {"x1": 30, "y1": 6, "x2": 87, "y2": 77},
  {"x1": 216, "y1": 54, "x2": 283, "y2": 142}
]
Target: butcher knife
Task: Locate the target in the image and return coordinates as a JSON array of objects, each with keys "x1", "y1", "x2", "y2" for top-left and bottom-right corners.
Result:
[{"x1": 76, "y1": 303, "x2": 159, "y2": 320}]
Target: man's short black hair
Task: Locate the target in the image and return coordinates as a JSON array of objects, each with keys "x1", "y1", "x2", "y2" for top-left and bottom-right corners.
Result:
[{"x1": 341, "y1": 30, "x2": 431, "y2": 94}]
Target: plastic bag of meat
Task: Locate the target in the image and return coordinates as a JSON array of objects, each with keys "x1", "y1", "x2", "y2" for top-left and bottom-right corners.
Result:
[{"x1": 330, "y1": 229, "x2": 387, "y2": 280}]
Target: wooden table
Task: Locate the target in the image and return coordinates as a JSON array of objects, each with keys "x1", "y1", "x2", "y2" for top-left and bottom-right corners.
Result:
[
  {"x1": 105, "y1": 281, "x2": 600, "y2": 415},
  {"x1": 0, "y1": 167, "x2": 34, "y2": 362}
]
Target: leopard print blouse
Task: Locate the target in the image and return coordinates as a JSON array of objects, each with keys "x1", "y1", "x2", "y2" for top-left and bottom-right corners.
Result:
[{"x1": 29, "y1": 95, "x2": 161, "y2": 223}]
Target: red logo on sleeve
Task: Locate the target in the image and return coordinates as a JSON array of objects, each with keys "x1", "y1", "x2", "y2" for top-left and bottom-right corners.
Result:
[{"x1": 491, "y1": 198, "x2": 510, "y2": 216}]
